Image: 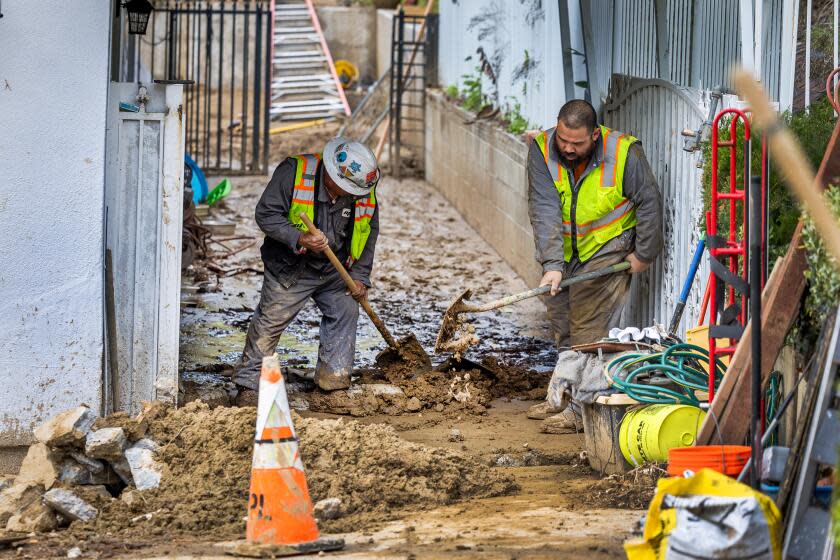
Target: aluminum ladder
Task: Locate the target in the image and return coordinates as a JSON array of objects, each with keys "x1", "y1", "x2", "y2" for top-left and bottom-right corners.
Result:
[
  {"x1": 782, "y1": 309, "x2": 840, "y2": 559},
  {"x1": 271, "y1": 0, "x2": 350, "y2": 122}
]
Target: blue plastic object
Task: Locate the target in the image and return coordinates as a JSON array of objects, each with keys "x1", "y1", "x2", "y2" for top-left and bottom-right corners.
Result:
[
  {"x1": 761, "y1": 483, "x2": 833, "y2": 507},
  {"x1": 184, "y1": 154, "x2": 208, "y2": 204}
]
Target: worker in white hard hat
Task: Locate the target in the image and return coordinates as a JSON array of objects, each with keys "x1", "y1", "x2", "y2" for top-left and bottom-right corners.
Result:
[{"x1": 233, "y1": 138, "x2": 380, "y2": 403}]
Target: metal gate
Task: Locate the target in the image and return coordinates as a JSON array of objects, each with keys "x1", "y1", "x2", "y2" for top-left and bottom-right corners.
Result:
[
  {"x1": 602, "y1": 74, "x2": 720, "y2": 335},
  {"x1": 138, "y1": 1, "x2": 271, "y2": 174},
  {"x1": 389, "y1": 10, "x2": 438, "y2": 178}
]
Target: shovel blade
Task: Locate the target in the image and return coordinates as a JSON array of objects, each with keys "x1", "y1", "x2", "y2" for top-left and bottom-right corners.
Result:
[{"x1": 434, "y1": 289, "x2": 472, "y2": 353}]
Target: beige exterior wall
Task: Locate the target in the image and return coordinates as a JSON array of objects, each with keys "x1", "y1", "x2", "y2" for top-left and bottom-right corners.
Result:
[{"x1": 425, "y1": 90, "x2": 542, "y2": 287}]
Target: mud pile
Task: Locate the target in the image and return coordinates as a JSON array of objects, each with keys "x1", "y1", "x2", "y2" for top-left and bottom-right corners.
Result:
[
  {"x1": 73, "y1": 401, "x2": 516, "y2": 539},
  {"x1": 580, "y1": 465, "x2": 665, "y2": 510},
  {"x1": 304, "y1": 357, "x2": 549, "y2": 417}
]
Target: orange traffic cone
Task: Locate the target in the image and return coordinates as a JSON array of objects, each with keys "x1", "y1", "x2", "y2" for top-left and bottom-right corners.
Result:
[{"x1": 241, "y1": 354, "x2": 344, "y2": 555}]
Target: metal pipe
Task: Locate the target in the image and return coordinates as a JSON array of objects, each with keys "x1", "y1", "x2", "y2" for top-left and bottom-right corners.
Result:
[
  {"x1": 669, "y1": 235, "x2": 706, "y2": 335},
  {"x1": 806, "y1": 0, "x2": 813, "y2": 108},
  {"x1": 749, "y1": 174, "x2": 763, "y2": 489}
]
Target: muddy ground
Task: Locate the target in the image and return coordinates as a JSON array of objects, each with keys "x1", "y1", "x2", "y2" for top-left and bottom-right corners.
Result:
[{"x1": 1, "y1": 129, "x2": 649, "y2": 557}]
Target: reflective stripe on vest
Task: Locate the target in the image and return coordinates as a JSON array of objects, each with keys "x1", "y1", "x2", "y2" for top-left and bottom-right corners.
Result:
[
  {"x1": 287, "y1": 153, "x2": 376, "y2": 267},
  {"x1": 534, "y1": 125, "x2": 638, "y2": 262}
]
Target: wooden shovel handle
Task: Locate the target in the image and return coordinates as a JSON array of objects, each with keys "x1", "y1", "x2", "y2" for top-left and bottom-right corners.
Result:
[{"x1": 298, "y1": 213, "x2": 399, "y2": 348}]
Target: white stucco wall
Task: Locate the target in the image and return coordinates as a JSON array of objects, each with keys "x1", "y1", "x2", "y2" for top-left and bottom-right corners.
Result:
[{"x1": 0, "y1": 1, "x2": 111, "y2": 448}]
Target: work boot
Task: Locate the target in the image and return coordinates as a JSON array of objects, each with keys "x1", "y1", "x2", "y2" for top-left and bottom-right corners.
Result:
[
  {"x1": 234, "y1": 388, "x2": 259, "y2": 407},
  {"x1": 527, "y1": 401, "x2": 560, "y2": 420},
  {"x1": 540, "y1": 408, "x2": 583, "y2": 434},
  {"x1": 314, "y1": 368, "x2": 351, "y2": 392}
]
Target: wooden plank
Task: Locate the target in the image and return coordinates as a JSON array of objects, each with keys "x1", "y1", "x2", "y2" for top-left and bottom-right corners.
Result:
[{"x1": 697, "y1": 117, "x2": 840, "y2": 445}]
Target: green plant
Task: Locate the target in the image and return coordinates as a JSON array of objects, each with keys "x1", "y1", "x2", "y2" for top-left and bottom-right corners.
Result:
[
  {"x1": 700, "y1": 97, "x2": 837, "y2": 264},
  {"x1": 461, "y1": 67, "x2": 488, "y2": 113},
  {"x1": 444, "y1": 84, "x2": 459, "y2": 100},
  {"x1": 504, "y1": 100, "x2": 528, "y2": 135},
  {"x1": 802, "y1": 185, "x2": 840, "y2": 326}
]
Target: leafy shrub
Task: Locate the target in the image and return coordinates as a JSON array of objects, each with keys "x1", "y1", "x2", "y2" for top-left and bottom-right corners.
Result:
[
  {"x1": 801, "y1": 185, "x2": 840, "y2": 326},
  {"x1": 504, "y1": 100, "x2": 529, "y2": 135},
  {"x1": 461, "y1": 68, "x2": 488, "y2": 113}
]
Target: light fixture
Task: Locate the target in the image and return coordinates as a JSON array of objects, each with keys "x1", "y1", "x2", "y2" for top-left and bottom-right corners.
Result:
[{"x1": 123, "y1": 0, "x2": 153, "y2": 35}]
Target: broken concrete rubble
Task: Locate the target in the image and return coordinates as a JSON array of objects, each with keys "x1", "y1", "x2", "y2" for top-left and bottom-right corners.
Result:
[
  {"x1": 119, "y1": 489, "x2": 143, "y2": 507},
  {"x1": 58, "y1": 458, "x2": 116, "y2": 486},
  {"x1": 0, "y1": 482, "x2": 44, "y2": 526},
  {"x1": 34, "y1": 406, "x2": 95, "y2": 448},
  {"x1": 6, "y1": 499, "x2": 59, "y2": 533},
  {"x1": 15, "y1": 443, "x2": 60, "y2": 489},
  {"x1": 85, "y1": 427, "x2": 128, "y2": 460},
  {"x1": 69, "y1": 451, "x2": 106, "y2": 474},
  {"x1": 109, "y1": 457, "x2": 134, "y2": 486},
  {"x1": 124, "y1": 439, "x2": 162, "y2": 491},
  {"x1": 314, "y1": 497, "x2": 342, "y2": 520},
  {"x1": 43, "y1": 488, "x2": 98, "y2": 523}
]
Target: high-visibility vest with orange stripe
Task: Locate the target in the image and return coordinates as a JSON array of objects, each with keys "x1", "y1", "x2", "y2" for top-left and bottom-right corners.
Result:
[
  {"x1": 287, "y1": 153, "x2": 377, "y2": 267},
  {"x1": 534, "y1": 125, "x2": 637, "y2": 262}
]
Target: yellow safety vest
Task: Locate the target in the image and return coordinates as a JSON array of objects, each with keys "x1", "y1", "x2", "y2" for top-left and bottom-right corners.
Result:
[
  {"x1": 287, "y1": 153, "x2": 377, "y2": 267},
  {"x1": 534, "y1": 125, "x2": 637, "y2": 262}
]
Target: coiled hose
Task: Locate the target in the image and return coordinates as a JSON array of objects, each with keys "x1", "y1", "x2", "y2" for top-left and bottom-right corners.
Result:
[{"x1": 606, "y1": 343, "x2": 728, "y2": 405}]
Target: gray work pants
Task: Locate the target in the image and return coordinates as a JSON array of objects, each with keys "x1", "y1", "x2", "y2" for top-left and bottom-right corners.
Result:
[
  {"x1": 233, "y1": 266, "x2": 359, "y2": 390},
  {"x1": 543, "y1": 230, "x2": 634, "y2": 348}
]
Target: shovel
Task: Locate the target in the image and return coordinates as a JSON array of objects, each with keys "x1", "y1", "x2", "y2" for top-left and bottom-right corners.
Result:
[
  {"x1": 435, "y1": 261, "x2": 631, "y2": 353},
  {"x1": 298, "y1": 213, "x2": 431, "y2": 368}
]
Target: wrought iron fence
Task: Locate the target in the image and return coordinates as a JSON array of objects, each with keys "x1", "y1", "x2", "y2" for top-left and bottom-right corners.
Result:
[
  {"x1": 138, "y1": 1, "x2": 271, "y2": 174},
  {"x1": 389, "y1": 11, "x2": 437, "y2": 179}
]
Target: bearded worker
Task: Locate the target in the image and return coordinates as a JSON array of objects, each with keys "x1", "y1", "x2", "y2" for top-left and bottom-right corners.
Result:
[{"x1": 528, "y1": 99, "x2": 663, "y2": 348}]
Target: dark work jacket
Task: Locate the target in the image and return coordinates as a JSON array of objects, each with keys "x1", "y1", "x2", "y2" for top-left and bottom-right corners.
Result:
[
  {"x1": 255, "y1": 157, "x2": 379, "y2": 288},
  {"x1": 527, "y1": 131, "x2": 663, "y2": 275}
]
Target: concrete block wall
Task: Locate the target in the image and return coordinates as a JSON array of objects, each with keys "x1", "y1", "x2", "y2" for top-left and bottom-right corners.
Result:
[
  {"x1": 425, "y1": 90, "x2": 542, "y2": 287},
  {"x1": 318, "y1": 7, "x2": 377, "y2": 84}
]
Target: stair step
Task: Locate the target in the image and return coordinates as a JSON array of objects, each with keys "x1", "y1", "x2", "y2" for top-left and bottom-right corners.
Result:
[
  {"x1": 274, "y1": 35, "x2": 320, "y2": 45},
  {"x1": 275, "y1": 26, "x2": 315, "y2": 34}
]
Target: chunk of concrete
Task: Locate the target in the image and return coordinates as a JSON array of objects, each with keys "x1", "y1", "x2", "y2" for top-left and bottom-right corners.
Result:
[
  {"x1": 448, "y1": 428, "x2": 464, "y2": 442},
  {"x1": 313, "y1": 498, "x2": 342, "y2": 520},
  {"x1": 85, "y1": 427, "x2": 127, "y2": 461},
  {"x1": 406, "y1": 397, "x2": 423, "y2": 412},
  {"x1": 109, "y1": 457, "x2": 133, "y2": 485},
  {"x1": 58, "y1": 460, "x2": 90, "y2": 486},
  {"x1": 5, "y1": 500, "x2": 58, "y2": 533},
  {"x1": 120, "y1": 489, "x2": 143, "y2": 507},
  {"x1": 15, "y1": 443, "x2": 61, "y2": 489},
  {"x1": 0, "y1": 482, "x2": 44, "y2": 526},
  {"x1": 124, "y1": 440, "x2": 162, "y2": 491},
  {"x1": 42, "y1": 489, "x2": 97, "y2": 523},
  {"x1": 34, "y1": 407, "x2": 95, "y2": 448},
  {"x1": 0, "y1": 475, "x2": 15, "y2": 492},
  {"x1": 68, "y1": 452, "x2": 105, "y2": 474}
]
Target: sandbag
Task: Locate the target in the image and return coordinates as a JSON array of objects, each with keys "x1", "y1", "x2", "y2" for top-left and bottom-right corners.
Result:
[{"x1": 624, "y1": 468, "x2": 782, "y2": 560}]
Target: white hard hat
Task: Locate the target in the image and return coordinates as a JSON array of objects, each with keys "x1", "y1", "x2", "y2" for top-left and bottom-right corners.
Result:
[{"x1": 323, "y1": 137, "x2": 380, "y2": 197}]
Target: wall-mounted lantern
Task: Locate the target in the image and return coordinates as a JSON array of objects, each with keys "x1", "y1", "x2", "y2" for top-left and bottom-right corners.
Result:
[{"x1": 122, "y1": 0, "x2": 153, "y2": 35}]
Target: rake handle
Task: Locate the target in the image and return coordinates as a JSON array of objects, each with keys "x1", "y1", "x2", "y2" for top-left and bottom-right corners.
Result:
[
  {"x1": 462, "y1": 262, "x2": 631, "y2": 313},
  {"x1": 298, "y1": 213, "x2": 399, "y2": 349}
]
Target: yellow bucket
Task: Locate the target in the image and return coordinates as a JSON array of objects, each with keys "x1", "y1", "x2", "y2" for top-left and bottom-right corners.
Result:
[{"x1": 619, "y1": 404, "x2": 706, "y2": 465}]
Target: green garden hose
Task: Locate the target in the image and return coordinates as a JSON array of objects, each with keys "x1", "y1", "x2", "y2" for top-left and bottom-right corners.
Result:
[
  {"x1": 606, "y1": 342, "x2": 728, "y2": 405},
  {"x1": 764, "y1": 371, "x2": 783, "y2": 446}
]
